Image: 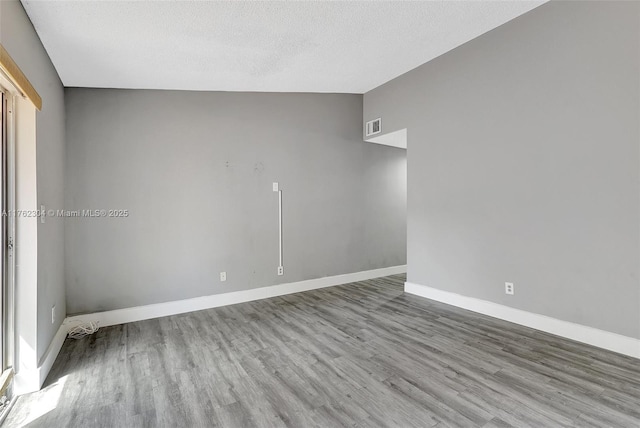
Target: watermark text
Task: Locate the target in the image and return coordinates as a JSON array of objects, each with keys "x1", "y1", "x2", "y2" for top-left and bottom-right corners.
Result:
[{"x1": 1, "y1": 209, "x2": 129, "y2": 218}]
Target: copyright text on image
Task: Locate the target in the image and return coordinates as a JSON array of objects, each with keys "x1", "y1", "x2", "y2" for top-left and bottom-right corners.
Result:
[{"x1": 1, "y1": 209, "x2": 130, "y2": 218}]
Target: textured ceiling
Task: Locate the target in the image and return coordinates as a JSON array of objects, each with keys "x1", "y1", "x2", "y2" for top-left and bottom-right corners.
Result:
[{"x1": 21, "y1": 1, "x2": 545, "y2": 93}]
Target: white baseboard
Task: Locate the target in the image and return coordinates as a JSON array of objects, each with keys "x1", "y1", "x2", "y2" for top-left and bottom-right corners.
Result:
[
  {"x1": 405, "y1": 281, "x2": 640, "y2": 359},
  {"x1": 66, "y1": 265, "x2": 407, "y2": 329},
  {"x1": 37, "y1": 323, "x2": 68, "y2": 387},
  {"x1": 14, "y1": 322, "x2": 67, "y2": 395}
]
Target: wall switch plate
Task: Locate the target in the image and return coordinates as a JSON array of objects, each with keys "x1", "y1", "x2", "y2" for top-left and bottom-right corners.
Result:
[
  {"x1": 51, "y1": 305, "x2": 56, "y2": 324},
  {"x1": 220, "y1": 272, "x2": 227, "y2": 282},
  {"x1": 272, "y1": 182, "x2": 279, "y2": 192},
  {"x1": 277, "y1": 266, "x2": 284, "y2": 276},
  {"x1": 505, "y1": 282, "x2": 514, "y2": 295}
]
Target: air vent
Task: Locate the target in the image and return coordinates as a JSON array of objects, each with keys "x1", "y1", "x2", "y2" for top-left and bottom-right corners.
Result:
[{"x1": 365, "y1": 118, "x2": 382, "y2": 137}]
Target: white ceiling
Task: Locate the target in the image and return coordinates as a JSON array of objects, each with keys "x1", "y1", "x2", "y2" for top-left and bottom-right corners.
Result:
[{"x1": 21, "y1": 1, "x2": 545, "y2": 94}]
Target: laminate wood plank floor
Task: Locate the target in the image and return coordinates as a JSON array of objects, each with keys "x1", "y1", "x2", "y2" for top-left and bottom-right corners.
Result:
[{"x1": 5, "y1": 274, "x2": 640, "y2": 427}]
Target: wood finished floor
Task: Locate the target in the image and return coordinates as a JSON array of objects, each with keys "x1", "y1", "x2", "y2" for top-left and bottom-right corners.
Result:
[{"x1": 5, "y1": 274, "x2": 640, "y2": 427}]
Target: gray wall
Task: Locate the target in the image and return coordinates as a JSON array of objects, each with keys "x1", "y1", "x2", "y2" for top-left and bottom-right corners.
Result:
[
  {"x1": 364, "y1": 1, "x2": 640, "y2": 339},
  {"x1": 1, "y1": 0, "x2": 67, "y2": 360},
  {"x1": 65, "y1": 89, "x2": 406, "y2": 314}
]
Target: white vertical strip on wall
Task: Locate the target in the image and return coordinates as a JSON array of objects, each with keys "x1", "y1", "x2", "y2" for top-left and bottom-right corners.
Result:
[{"x1": 278, "y1": 189, "x2": 283, "y2": 274}]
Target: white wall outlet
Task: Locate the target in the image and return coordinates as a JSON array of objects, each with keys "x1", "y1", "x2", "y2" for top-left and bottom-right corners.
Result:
[
  {"x1": 272, "y1": 182, "x2": 279, "y2": 192},
  {"x1": 220, "y1": 272, "x2": 227, "y2": 282},
  {"x1": 277, "y1": 266, "x2": 284, "y2": 276},
  {"x1": 505, "y1": 282, "x2": 514, "y2": 295},
  {"x1": 51, "y1": 305, "x2": 56, "y2": 324}
]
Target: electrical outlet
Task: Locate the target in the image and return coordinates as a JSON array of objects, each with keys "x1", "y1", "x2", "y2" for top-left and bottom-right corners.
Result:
[
  {"x1": 505, "y1": 282, "x2": 514, "y2": 295},
  {"x1": 51, "y1": 305, "x2": 56, "y2": 324},
  {"x1": 277, "y1": 266, "x2": 284, "y2": 276},
  {"x1": 272, "y1": 182, "x2": 279, "y2": 192},
  {"x1": 220, "y1": 272, "x2": 227, "y2": 282}
]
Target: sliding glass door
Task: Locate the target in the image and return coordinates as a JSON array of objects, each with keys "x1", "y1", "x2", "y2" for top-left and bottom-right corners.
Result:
[
  {"x1": 0, "y1": 87, "x2": 15, "y2": 418},
  {"x1": 0, "y1": 92, "x2": 4, "y2": 375}
]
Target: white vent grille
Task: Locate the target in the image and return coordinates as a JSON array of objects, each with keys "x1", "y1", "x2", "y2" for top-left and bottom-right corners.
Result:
[{"x1": 365, "y1": 118, "x2": 382, "y2": 137}]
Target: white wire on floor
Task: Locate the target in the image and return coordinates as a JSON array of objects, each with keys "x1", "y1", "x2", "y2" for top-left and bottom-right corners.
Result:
[{"x1": 67, "y1": 321, "x2": 99, "y2": 339}]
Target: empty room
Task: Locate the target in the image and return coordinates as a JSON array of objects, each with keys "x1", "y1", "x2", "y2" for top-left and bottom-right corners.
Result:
[{"x1": 0, "y1": 0, "x2": 638, "y2": 426}]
